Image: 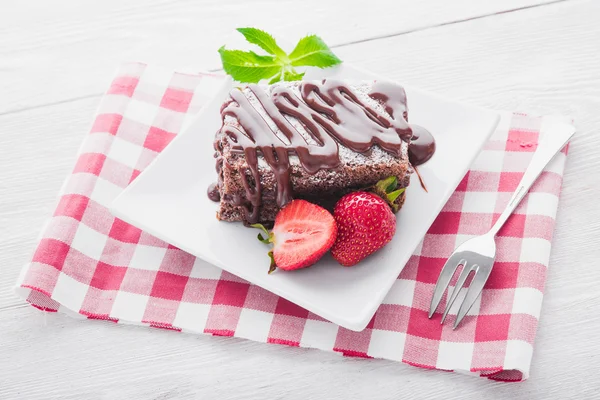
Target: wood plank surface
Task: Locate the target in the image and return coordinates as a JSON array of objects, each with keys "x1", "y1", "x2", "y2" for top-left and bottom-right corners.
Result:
[
  {"x1": 0, "y1": 0, "x2": 561, "y2": 113},
  {"x1": 1, "y1": 0, "x2": 599, "y2": 398}
]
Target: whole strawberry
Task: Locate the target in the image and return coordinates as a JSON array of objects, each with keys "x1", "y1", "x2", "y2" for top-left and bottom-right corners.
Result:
[{"x1": 331, "y1": 177, "x2": 403, "y2": 266}]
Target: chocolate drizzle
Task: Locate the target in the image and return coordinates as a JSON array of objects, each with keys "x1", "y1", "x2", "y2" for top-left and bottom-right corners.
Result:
[
  {"x1": 408, "y1": 124, "x2": 435, "y2": 166},
  {"x1": 300, "y1": 80, "x2": 412, "y2": 154},
  {"x1": 207, "y1": 182, "x2": 220, "y2": 202},
  {"x1": 212, "y1": 79, "x2": 435, "y2": 224}
]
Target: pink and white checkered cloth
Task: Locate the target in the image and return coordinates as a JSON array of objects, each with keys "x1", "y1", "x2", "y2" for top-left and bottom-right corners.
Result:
[{"x1": 16, "y1": 63, "x2": 570, "y2": 381}]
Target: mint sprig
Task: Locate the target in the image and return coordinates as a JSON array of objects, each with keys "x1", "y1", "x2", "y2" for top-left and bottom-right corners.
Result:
[{"x1": 219, "y1": 28, "x2": 342, "y2": 84}]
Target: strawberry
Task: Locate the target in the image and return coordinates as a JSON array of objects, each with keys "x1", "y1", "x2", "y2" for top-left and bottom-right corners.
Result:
[
  {"x1": 330, "y1": 177, "x2": 403, "y2": 266},
  {"x1": 253, "y1": 200, "x2": 337, "y2": 272}
]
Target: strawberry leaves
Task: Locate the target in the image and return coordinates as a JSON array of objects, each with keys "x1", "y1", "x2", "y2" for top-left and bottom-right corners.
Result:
[
  {"x1": 251, "y1": 223, "x2": 274, "y2": 244},
  {"x1": 267, "y1": 250, "x2": 276, "y2": 274},
  {"x1": 219, "y1": 28, "x2": 342, "y2": 84},
  {"x1": 372, "y1": 176, "x2": 406, "y2": 213},
  {"x1": 251, "y1": 223, "x2": 276, "y2": 273}
]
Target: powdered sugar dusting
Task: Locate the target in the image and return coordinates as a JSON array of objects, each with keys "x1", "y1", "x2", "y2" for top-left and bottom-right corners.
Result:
[{"x1": 220, "y1": 80, "x2": 410, "y2": 180}]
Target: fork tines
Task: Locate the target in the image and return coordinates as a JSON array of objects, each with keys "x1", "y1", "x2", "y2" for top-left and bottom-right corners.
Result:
[{"x1": 429, "y1": 252, "x2": 492, "y2": 329}]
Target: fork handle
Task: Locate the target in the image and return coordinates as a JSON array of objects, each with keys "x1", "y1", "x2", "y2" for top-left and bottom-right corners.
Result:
[{"x1": 488, "y1": 120, "x2": 576, "y2": 237}]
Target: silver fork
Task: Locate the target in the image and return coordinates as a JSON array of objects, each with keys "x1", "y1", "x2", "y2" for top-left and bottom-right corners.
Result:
[{"x1": 429, "y1": 119, "x2": 576, "y2": 329}]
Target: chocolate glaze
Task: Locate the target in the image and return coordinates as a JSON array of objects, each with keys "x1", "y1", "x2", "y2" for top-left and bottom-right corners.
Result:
[
  {"x1": 408, "y1": 124, "x2": 436, "y2": 166},
  {"x1": 212, "y1": 79, "x2": 435, "y2": 223},
  {"x1": 300, "y1": 80, "x2": 412, "y2": 155},
  {"x1": 207, "y1": 182, "x2": 220, "y2": 202}
]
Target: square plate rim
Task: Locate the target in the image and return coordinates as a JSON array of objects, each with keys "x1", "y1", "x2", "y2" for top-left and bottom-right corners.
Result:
[{"x1": 110, "y1": 64, "x2": 500, "y2": 331}]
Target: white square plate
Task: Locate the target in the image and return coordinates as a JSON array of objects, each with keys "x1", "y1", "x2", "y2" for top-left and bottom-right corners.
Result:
[{"x1": 111, "y1": 64, "x2": 499, "y2": 331}]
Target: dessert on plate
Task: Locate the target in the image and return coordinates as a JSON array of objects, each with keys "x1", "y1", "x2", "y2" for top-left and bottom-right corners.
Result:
[{"x1": 208, "y1": 78, "x2": 435, "y2": 226}]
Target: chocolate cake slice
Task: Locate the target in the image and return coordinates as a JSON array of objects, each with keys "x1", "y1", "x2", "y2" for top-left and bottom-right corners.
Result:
[{"x1": 209, "y1": 78, "x2": 433, "y2": 225}]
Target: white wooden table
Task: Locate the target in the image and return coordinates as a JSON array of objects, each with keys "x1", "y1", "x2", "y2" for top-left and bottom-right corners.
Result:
[{"x1": 2, "y1": 1, "x2": 600, "y2": 398}]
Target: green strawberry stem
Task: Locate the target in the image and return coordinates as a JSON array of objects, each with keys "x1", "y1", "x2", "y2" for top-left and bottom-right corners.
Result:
[
  {"x1": 268, "y1": 250, "x2": 276, "y2": 274},
  {"x1": 372, "y1": 176, "x2": 406, "y2": 213},
  {"x1": 387, "y1": 188, "x2": 404, "y2": 203},
  {"x1": 375, "y1": 176, "x2": 398, "y2": 193},
  {"x1": 251, "y1": 223, "x2": 274, "y2": 244},
  {"x1": 251, "y1": 224, "x2": 277, "y2": 273}
]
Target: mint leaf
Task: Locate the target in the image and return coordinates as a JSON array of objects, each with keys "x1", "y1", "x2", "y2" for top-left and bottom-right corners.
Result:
[
  {"x1": 219, "y1": 29, "x2": 342, "y2": 83},
  {"x1": 218, "y1": 47, "x2": 282, "y2": 83},
  {"x1": 268, "y1": 70, "x2": 305, "y2": 84},
  {"x1": 236, "y1": 28, "x2": 289, "y2": 61},
  {"x1": 268, "y1": 74, "x2": 282, "y2": 85},
  {"x1": 288, "y1": 35, "x2": 342, "y2": 68},
  {"x1": 284, "y1": 70, "x2": 305, "y2": 81}
]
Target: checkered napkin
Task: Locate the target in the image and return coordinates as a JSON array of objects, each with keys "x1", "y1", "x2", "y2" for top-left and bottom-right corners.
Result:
[{"x1": 16, "y1": 63, "x2": 570, "y2": 381}]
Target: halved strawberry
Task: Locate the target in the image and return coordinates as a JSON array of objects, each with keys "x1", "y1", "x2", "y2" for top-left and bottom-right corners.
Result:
[{"x1": 253, "y1": 200, "x2": 337, "y2": 272}]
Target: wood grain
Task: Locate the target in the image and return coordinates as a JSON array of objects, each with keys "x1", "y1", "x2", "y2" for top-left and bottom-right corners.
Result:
[
  {"x1": 0, "y1": 0, "x2": 561, "y2": 114},
  {"x1": 2, "y1": 0, "x2": 600, "y2": 398}
]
